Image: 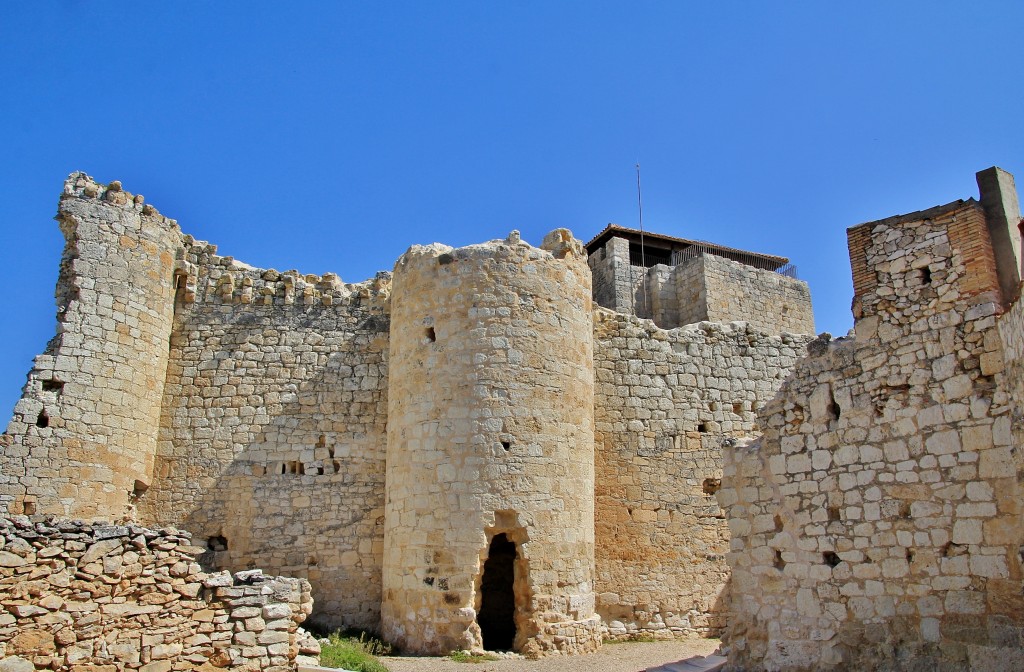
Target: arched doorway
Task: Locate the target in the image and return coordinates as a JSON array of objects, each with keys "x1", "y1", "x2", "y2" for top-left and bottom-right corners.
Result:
[{"x1": 477, "y1": 533, "x2": 517, "y2": 650}]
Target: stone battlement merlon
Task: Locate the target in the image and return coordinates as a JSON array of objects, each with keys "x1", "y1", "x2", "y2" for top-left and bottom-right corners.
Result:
[
  {"x1": 176, "y1": 233, "x2": 392, "y2": 310},
  {"x1": 62, "y1": 171, "x2": 180, "y2": 233}
]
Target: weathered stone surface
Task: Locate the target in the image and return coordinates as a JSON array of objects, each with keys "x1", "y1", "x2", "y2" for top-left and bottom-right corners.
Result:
[
  {"x1": 383, "y1": 233, "x2": 602, "y2": 656},
  {"x1": 720, "y1": 170, "x2": 1024, "y2": 671},
  {"x1": 0, "y1": 516, "x2": 311, "y2": 672}
]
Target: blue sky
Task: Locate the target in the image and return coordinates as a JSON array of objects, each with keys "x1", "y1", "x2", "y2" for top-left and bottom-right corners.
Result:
[{"x1": 2, "y1": 2, "x2": 1023, "y2": 418}]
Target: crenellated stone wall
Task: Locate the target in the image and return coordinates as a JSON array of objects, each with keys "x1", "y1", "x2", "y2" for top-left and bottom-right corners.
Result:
[
  {"x1": 139, "y1": 239, "x2": 392, "y2": 634},
  {"x1": 593, "y1": 310, "x2": 812, "y2": 639},
  {"x1": 719, "y1": 190, "x2": 1024, "y2": 671},
  {"x1": 0, "y1": 516, "x2": 313, "y2": 672}
]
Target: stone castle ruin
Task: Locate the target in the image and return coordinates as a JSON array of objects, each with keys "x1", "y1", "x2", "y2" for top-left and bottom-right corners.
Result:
[{"x1": 0, "y1": 167, "x2": 1020, "y2": 670}]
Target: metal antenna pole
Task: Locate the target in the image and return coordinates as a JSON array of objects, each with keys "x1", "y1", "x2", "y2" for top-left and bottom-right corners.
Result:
[{"x1": 636, "y1": 163, "x2": 648, "y2": 316}]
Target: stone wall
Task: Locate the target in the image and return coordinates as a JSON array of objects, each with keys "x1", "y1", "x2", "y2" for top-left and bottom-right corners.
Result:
[
  {"x1": 718, "y1": 195, "x2": 1024, "y2": 670},
  {"x1": 592, "y1": 310, "x2": 812, "y2": 639},
  {"x1": 1, "y1": 174, "x2": 182, "y2": 520},
  {"x1": 0, "y1": 516, "x2": 313, "y2": 671},
  {"x1": 138, "y1": 239, "x2": 391, "y2": 633},
  {"x1": 589, "y1": 237, "x2": 638, "y2": 315},
  {"x1": 699, "y1": 255, "x2": 814, "y2": 335},
  {"x1": 383, "y1": 230, "x2": 600, "y2": 657}
]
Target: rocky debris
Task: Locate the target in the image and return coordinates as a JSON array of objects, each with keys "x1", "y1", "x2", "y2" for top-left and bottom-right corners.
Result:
[{"x1": 0, "y1": 516, "x2": 312, "y2": 671}]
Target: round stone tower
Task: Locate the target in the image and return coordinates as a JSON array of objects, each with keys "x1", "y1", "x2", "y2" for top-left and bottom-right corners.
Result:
[{"x1": 382, "y1": 229, "x2": 600, "y2": 656}]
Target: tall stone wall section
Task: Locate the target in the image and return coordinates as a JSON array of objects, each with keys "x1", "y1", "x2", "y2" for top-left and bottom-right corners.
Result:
[
  {"x1": 588, "y1": 237, "x2": 639, "y2": 315},
  {"x1": 383, "y1": 230, "x2": 600, "y2": 656},
  {"x1": 592, "y1": 311, "x2": 812, "y2": 639},
  {"x1": 718, "y1": 198, "x2": 1024, "y2": 670},
  {"x1": 0, "y1": 516, "x2": 313, "y2": 672},
  {"x1": 698, "y1": 255, "x2": 814, "y2": 335},
  {"x1": 138, "y1": 241, "x2": 391, "y2": 633},
  {"x1": 1, "y1": 174, "x2": 182, "y2": 520}
]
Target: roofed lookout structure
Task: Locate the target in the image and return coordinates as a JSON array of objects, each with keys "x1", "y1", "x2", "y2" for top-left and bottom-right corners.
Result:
[{"x1": 585, "y1": 224, "x2": 814, "y2": 334}]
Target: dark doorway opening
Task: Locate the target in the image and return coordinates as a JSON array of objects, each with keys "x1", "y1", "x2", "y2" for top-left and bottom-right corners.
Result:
[{"x1": 478, "y1": 533, "x2": 517, "y2": 651}]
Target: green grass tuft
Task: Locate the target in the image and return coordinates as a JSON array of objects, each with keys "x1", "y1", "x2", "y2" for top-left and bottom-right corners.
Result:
[
  {"x1": 603, "y1": 634, "x2": 658, "y2": 644},
  {"x1": 448, "y1": 650, "x2": 501, "y2": 663},
  {"x1": 319, "y1": 631, "x2": 392, "y2": 671}
]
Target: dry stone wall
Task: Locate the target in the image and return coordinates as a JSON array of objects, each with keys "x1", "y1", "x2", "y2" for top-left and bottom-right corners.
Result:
[
  {"x1": 139, "y1": 240, "x2": 391, "y2": 633},
  {"x1": 2, "y1": 174, "x2": 182, "y2": 520},
  {"x1": 0, "y1": 515, "x2": 313, "y2": 672},
  {"x1": 383, "y1": 230, "x2": 600, "y2": 657},
  {"x1": 592, "y1": 310, "x2": 812, "y2": 639},
  {"x1": 719, "y1": 198, "x2": 1024, "y2": 671}
]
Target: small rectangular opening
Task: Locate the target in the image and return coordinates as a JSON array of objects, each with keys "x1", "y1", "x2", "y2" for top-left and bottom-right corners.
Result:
[
  {"x1": 629, "y1": 243, "x2": 673, "y2": 267},
  {"x1": 42, "y1": 380, "x2": 64, "y2": 393}
]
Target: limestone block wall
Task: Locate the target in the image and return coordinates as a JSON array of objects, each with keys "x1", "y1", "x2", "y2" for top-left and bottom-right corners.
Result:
[
  {"x1": 644, "y1": 265, "x2": 679, "y2": 327},
  {"x1": 719, "y1": 198, "x2": 1024, "y2": 670},
  {"x1": 138, "y1": 240, "x2": 391, "y2": 633},
  {"x1": 0, "y1": 516, "x2": 313, "y2": 672},
  {"x1": 697, "y1": 255, "x2": 814, "y2": 335},
  {"x1": 588, "y1": 236, "x2": 638, "y2": 314},
  {"x1": 383, "y1": 230, "x2": 600, "y2": 657},
  {"x1": 1, "y1": 174, "x2": 182, "y2": 520},
  {"x1": 592, "y1": 311, "x2": 812, "y2": 639},
  {"x1": 668, "y1": 256, "x2": 707, "y2": 327}
]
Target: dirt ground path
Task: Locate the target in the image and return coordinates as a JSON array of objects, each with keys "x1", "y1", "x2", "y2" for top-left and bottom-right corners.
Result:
[{"x1": 380, "y1": 638, "x2": 721, "y2": 672}]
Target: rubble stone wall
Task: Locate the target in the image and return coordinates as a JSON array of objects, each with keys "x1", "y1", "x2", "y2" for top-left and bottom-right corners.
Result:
[
  {"x1": 383, "y1": 231, "x2": 600, "y2": 656},
  {"x1": 1, "y1": 174, "x2": 182, "y2": 520},
  {"x1": 593, "y1": 311, "x2": 812, "y2": 639},
  {"x1": 719, "y1": 198, "x2": 1024, "y2": 670},
  {"x1": 0, "y1": 516, "x2": 312, "y2": 672},
  {"x1": 138, "y1": 240, "x2": 392, "y2": 633}
]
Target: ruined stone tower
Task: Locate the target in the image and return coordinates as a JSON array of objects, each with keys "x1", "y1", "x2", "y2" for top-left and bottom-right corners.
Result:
[
  {"x1": 382, "y1": 230, "x2": 602, "y2": 655},
  {"x1": 1, "y1": 177, "x2": 181, "y2": 518}
]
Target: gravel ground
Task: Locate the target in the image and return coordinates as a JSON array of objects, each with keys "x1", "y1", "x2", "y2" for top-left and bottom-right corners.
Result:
[{"x1": 379, "y1": 639, "x2": 722, "y2": 672}]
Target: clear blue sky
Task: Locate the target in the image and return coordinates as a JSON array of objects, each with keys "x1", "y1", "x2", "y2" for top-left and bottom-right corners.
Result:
[{"x1": 2, "y1": 2, "x2": 1022, "y2": 418}]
